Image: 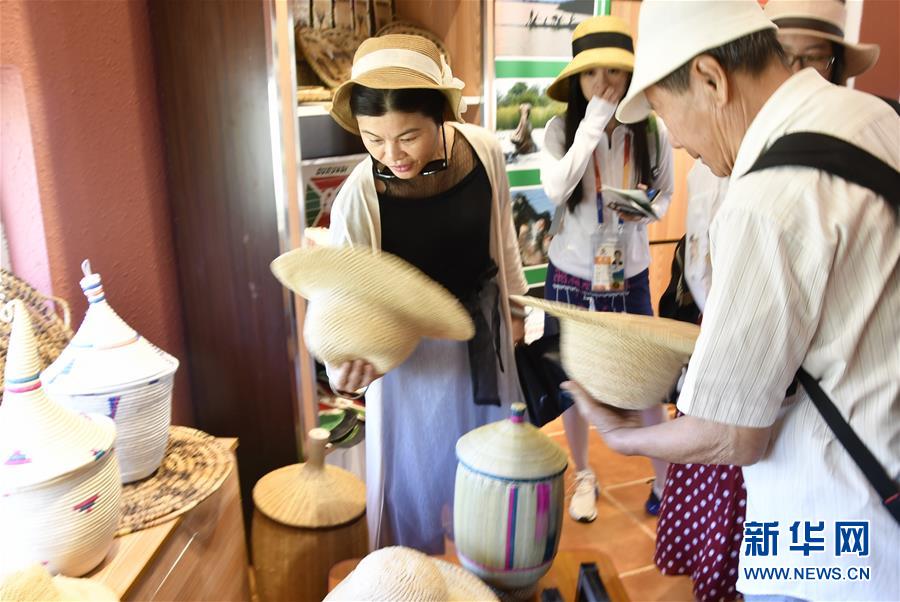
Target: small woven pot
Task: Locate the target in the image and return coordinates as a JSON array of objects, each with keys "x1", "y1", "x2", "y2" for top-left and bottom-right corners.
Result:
[
  {"x1": 512, "y1": 295, "x2": 700, "y2": 409},
  {"x1": 43, "y1": 260, "x2": 178, "y2": 483},
  {"x1": 454, "y1": 404, "x2": 568, "y2": 591},
  {"x1": 251, "y1": 429, "x2": 368, "y2": 602}
]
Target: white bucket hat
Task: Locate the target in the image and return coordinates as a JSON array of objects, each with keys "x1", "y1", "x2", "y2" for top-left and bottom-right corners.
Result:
[
  {"x1": 512, "y1": 296, "x2": 699, "y2": 410},
  {"x1": 271, "y1": 246, "x2": 474, "y2": 374},
  {"x1": 617, "y1": 0, "x2": 776, "y2": 124},
  {"x1": 325, "y1": 546, "x2": 498, "y2": 601},
  {"x1": 764, "y1": 0, "x2": 880, "y2": 80}
]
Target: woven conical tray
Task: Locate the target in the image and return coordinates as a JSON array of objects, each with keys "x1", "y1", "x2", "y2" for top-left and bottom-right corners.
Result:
[{"x1": 116, "y1": 426, "x2": 232, "y2": 535}]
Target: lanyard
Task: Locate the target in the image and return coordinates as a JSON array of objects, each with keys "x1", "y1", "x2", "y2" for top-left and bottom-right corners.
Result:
[{"x1": 593, "y1": 132, "x2": 631, "y2": 225}]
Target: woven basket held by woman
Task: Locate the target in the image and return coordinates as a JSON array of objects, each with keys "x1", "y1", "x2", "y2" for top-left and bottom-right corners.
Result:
[{"x1": 0, "y1": 269, "x2": 72, "y2": 390}]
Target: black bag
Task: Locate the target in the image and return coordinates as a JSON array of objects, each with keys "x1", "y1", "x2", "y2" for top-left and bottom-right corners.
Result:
[
  {"x1": 745, "y1": 131, "x2": 900, "y2": 525},
  {"x1": 514, "y1": 333, "x2": 573, "y2": 427}
]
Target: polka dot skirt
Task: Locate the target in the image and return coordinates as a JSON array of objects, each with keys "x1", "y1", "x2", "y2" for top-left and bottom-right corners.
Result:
[{"x1": 654, "y1": 448, "x2": 747, "y2": 601}]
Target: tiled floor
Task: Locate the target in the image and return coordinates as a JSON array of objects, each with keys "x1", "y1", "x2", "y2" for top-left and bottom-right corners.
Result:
[{"x1": 542, "y1": 416, "x2": 696, "y2": 601}]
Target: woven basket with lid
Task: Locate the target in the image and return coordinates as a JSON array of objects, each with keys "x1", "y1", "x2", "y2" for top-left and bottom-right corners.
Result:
[
  {"x1": 454, "y1": 403, "x2": 568, "y2": 591},
  {"x1": 0, "y1": 300, "x2": 121, "y2": 577},
  {"x1": 251, "y1": 428, "x2": 368, "y2": 602},
  {"x1": 42, "y1": 260, "x2": 179, "y2": 483}
]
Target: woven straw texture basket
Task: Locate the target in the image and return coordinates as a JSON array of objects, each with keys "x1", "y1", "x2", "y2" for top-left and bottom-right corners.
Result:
[
  {"x1": 0, "y1": 269, "x2": 72, "y2": 391},
  {"x1": 252, "y1": 428, "x2": 368, "y2": 602},
  {"x1": 376, "y1": 20, "x2": 451, "y2": 66},
  {"x1": 0, "y1": 564, "x2": 118, "y2": 601},
  {"x1": 454, "y1": 404, "x2": 567, "y2": 591},
  {"x1": 512, "y1": 295, "x2": 700, "y2": 410}
]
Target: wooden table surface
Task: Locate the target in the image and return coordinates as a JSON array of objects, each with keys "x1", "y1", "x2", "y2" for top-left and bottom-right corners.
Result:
[
  {"x1": 329, "y1": 548, "x2": 630, "y2": 602},
  {"x1": 86, "y1": 437, "x2": 239, "y2": 599}
]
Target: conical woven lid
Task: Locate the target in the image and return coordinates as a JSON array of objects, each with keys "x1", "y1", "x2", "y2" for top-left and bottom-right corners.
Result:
[
  {"x1": 42, "y1": 260, "x2": 178, "y2": 394},
  {"x1": 456, "y1": 403, "x2": 567, "y2": 481},
  {"x1": 253, "y1": 428, "x2": 366, "y2": 528},
  {"x1": 0, "y1": 301, "x2": 116, "y2": 494}
]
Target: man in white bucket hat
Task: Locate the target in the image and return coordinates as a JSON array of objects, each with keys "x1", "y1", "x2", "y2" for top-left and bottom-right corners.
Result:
[{"x1": 563, "y1": 1, "x2": 900, "y2": 600}]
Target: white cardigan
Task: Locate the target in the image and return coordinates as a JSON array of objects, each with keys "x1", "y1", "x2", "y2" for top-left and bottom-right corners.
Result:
[{"x1": 328, "y1": 121, "x2": 528, "y2": 390}]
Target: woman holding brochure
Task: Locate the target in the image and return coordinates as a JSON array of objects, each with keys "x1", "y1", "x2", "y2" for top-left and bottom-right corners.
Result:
[{"x1": 540, "y1": 15, "x2": 675, "y2": 522}]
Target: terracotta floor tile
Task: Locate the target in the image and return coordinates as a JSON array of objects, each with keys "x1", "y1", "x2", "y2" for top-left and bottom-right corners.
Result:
[{"x1": 619, "y1": 566, "x2": 696, "y2": 602}]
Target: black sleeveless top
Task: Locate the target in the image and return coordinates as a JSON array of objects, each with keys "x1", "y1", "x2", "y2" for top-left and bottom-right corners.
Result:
[{"x1": 378, "y1": 160, "x2": 493, "y2": 301}]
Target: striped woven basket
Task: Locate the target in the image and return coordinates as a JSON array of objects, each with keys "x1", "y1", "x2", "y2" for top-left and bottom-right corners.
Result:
[{"x1": 0, "y1": 269, "x2": 72, "y2": 391}]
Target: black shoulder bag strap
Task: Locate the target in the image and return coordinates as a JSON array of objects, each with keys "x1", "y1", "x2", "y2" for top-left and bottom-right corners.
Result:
[{"x1": 746, "y1": 131, "x2": 900, "y2": 525}]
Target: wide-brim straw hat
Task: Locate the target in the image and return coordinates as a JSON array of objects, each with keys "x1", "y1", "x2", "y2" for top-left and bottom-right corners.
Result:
[
  {"x1": 512, "y1": 296, "x2": 699, "y2": 410},
  {"x1": 325, "y1": 546, "x2": 498, "y2": 601},
  {"x1": 0, "y1": 565, "x2": 117, "y2": 601},
  {"x1": 765, "y1": 0, "x2": 880, "y2": 79},
  {"x1": 329, "y1": 34, "x2": 467, "y2": 135},
  {"x1": 0, "y1": 301, "x2": 116, "y2": 494},
  {"x1": 617, "y1": 0, "x2": 775, "y2": 124},
  {"x1": 271, "y1": 246, "x2": 474, "y2": 374},
  {"x1": 546, "y1": 16, "x2": 635, "y2": 103}
]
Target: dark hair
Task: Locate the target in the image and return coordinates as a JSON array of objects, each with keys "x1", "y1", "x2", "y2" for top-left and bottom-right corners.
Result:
[
  {"x1": 655, "y1": 29, "x2": 786, "y2": 93},
  {"x1": 829, "y1": 42, "x2": 846, "y2": 85},
  {"x1": 349, "y1": 85, "x2": 446, "y2": 125},
  {"x1": 563, "y1": 73, "x2": 653, "y2": 213}
]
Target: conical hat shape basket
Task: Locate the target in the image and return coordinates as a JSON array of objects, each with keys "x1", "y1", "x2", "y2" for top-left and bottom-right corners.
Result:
[
  {"x1": 270, "y1": 246, "x2": 474, "y2": 374},
  {"x1": 0, "y1": 301, "x2": 121, "y2": 577},
  {"x1": 252, "y1": 428, "x2": 368, "y2": 602},
  {"x1": 42, "y1": 260, "x2": 177, "y2": 483},
  {"x1": 512, "y1": 296, "x2": 700, "y2": 409},
  {"x1": 454, "y1": 404, "x2": 567, "y2": 591}
]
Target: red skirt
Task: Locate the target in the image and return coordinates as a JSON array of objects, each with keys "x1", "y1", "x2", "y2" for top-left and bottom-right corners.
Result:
[{"x1": 654, "y1": 459, "x2": 747, "y2": 602}]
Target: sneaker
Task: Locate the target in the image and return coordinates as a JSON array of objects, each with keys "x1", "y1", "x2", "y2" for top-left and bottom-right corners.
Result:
[
  {"x1": 645, "y1": 488, "x2": 662, "y2": 516},
  {"x1": 569, "y1": 469, "x2": 599, "y2": 522}
]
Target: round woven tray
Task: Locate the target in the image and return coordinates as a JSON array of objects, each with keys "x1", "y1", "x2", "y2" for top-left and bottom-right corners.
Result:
[
  {"x1": 376, "y1": 20, "x2": 451, "y2": 66},
  {"x1": 296, "y1": 26, "x2": 363, "y2": 89},
  {"x1": 116, "y1": 426, "x2": 233, "y2": 536},
  {"x1": 0, "y1": 269, "x2": 72, "y2": 390}
]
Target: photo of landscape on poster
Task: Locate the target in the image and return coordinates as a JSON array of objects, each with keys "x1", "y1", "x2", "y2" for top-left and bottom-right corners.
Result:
[
  {"x1": 300, "y1": 153, "x2": 368, "y2": 228},
  {"x1": 494, "y1": 78, "x2": 566, "y2": 172},
  {"x1": 494, "y1": 0, "x2": 594, "y2": 58},
  {"x1": 512, "y1": 184, "x2": 556, "y2": 267}
]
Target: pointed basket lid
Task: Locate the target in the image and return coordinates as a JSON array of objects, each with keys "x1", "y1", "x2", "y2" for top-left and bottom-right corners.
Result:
[
  {"x1": 42, "y1": 260, "x2": 179, "y2": 394},
  {"x1": 456, "y1": 403, "x2": 568, "y2": 481},
  {"x1": 0, "y1": 301, "x2": 116, "y2": 494},
  {"x1": 253, "y1": 428, "x2": 366, "y2": 528}
]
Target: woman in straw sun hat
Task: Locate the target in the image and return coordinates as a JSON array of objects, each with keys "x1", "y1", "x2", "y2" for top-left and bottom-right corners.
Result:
[
  {"x1": 765, "y1": 0, "x2": 899, "y2": 114},
  {"x1": 323, "y1": 33, "x2": 528, "y2": 553},
  {"x1": 540, "y1": 15, "x2": 675, "y2": 524}
]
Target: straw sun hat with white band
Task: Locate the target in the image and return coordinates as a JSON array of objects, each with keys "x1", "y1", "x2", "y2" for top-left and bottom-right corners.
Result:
[
  {"x1": 329, "y1": 34, "x2": 467, "y2": 135},
  {"x1": 764, "y1": 0, "x2": 880, "y2": 80},
  {"x1": 512, "y1": 296, "x2": 699, "y2": 410},
  {"x1": 546, "y1": 15, "x2": 635, "y2": 103},
  {"x1": 616, "y1": 0, "x2": 776, "y2": 124},
  {"x1": 271, "y1": 245, "x2": 474, "y2": 374}
]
